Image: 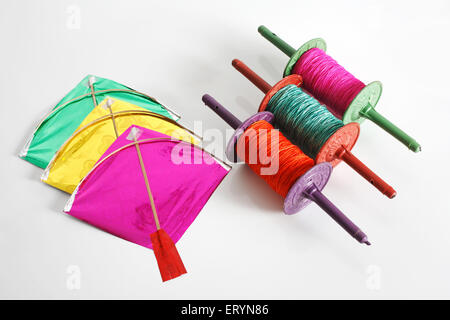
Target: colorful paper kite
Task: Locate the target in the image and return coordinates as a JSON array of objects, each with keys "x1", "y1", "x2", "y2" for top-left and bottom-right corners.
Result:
[
  {"x1": 64, "y1": 125, "x2": 230, "y2": 281},
  {"x1": 42, "y1": 97, "x2": 198, "y2": 194},
  {"x1": 20, "y1": 75, "x2": 178, "y2": 169}
]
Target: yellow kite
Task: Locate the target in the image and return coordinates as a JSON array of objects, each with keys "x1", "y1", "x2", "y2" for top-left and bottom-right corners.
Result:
[{"x1": 42, "y1": 97, "x2": 198, "y2": 193}]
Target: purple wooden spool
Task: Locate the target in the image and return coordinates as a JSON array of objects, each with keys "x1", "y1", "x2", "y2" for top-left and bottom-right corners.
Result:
[{"x1": 202, "y1": 94, "x2": 370, "y2": 245}]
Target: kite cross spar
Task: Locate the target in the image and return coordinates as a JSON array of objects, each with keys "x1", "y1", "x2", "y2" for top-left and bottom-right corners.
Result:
[
  {"x1": 202, "y1": 94, "x2": 370, "y2": 245},
  {"x1": 127, "y1": 127, "x2": 187, "y2": 281}
]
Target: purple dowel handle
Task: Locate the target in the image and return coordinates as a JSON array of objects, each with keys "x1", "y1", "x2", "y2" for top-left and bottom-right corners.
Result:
[
  {"x1": 202, "y1": 94, "x2": 242, "y2": 130},
  {"x1": 304, "y1": 185, "x2": 371, "y2": 245}
]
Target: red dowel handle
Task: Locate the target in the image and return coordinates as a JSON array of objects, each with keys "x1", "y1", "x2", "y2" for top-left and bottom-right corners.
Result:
[
  {"x1": 337, "y1": 147, "x2": 396, "y2": 199},
  {"x1": 232, "y1": 59, "x2": 272, "y2": 94}
]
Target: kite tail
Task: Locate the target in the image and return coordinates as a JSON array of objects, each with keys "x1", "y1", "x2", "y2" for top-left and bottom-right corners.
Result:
[{"x1": 150, "y1": 229, "x2": 187, "y2": 282}]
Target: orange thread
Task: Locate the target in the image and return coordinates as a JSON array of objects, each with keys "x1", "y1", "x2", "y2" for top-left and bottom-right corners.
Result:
[{"x1": 236, "y1": 120, "x2": 315, "y2": 197}]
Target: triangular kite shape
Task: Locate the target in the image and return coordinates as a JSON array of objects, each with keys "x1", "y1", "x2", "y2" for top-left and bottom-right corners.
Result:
[{"x1": 20, "y1": 75, "x2": 176, "y2": 169}]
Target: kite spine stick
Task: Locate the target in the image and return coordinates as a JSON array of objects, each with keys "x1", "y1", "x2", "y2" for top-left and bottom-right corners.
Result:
[
  {"x1": 105, "y1": 99, "x2": 119, "y2": 138},
  {"x1": 89, "y1": 81, "x2": 98, "y2": 107},
  {"x1": 108, "y1": 106, "x2": 119, "y2": 138},
  {"x1": 133, "y1": 137, "x2": 161, "y2": 230}
]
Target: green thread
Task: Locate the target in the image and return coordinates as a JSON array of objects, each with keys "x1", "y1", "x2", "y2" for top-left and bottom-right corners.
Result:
[{"x1": 267, "y1": 85, "x2": 343, "y2": 158}]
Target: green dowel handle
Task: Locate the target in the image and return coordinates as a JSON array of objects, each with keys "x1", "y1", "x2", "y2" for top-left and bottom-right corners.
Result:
[
  {"x1": 258, "y1": 25, "x2": 296, "y2": 57},
  {"x1": 360, "y1": 104, "x2": 421, "y2": 152}
]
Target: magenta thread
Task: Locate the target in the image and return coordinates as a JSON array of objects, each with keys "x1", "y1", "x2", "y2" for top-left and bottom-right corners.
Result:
[{"x1": 293, "y1": 48, "x2": 366, "y2": 118}]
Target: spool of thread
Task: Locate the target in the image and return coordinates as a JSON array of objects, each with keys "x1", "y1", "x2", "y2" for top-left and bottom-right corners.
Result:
[
  {"x1": 232, "y1": 59, "x2": 396, "y2": 199},
  {"x1": 257, "y1": 25, "x2": 421, "y2": 153},
  {"x1": 202, "y1": 94, "x2": 371, "y2": 245}
]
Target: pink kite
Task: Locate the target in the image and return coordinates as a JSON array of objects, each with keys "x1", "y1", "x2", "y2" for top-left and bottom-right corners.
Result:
[{"x1": 64, "y1": 125, "x2": 230, "y2": 281}]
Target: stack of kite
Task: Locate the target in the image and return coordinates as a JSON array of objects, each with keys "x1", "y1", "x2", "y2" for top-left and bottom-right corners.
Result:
[{"x1": 20, "y1": 75, "x2": 230, "y2": 282}]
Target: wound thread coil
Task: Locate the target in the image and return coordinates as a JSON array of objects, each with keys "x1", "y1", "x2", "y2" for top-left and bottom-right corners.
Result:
[
  {"x1": 257, "y1": 25, "x2": 421, "y2": 152},
  {"x1": 267, "y1": 84, "x2": 343, "y2": 159},
  {"x1": 237, "y1": 120, "x2": 315, "y2": 197},
  {"x1": 293, "y1": 47, "x2": 366, "y2": 119}
]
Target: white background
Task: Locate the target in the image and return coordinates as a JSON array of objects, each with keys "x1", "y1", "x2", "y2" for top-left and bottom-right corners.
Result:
[{"x1": 1, "y1": 0, "x2": 449, "y2": 299}]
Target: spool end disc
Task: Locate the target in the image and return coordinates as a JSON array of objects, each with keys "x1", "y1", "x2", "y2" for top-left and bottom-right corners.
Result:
[
  {"x1": 315, "y1": 122, "x2": 360, "y2": 167},
  {"x1": 283, "y1": 38, "x2": 327, "y2": 77},
  {"x1": 284, "y1": 162, "x2": 332, "y2": 214},
  {"x1": 225, "y1": 112, "x2": 274, "y2": 162},
  {"x1": 259, "y1": 75, "x2": 302, "y2": 112},
  {"x1": 342, "y1": 81, "x2": 383, "y2": 124}
]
